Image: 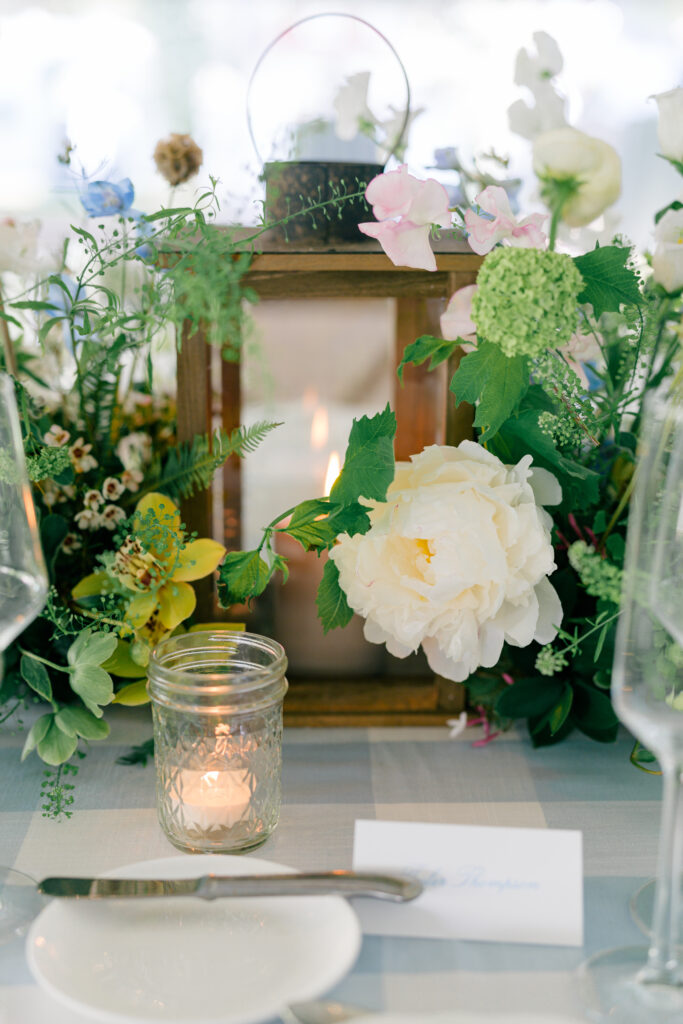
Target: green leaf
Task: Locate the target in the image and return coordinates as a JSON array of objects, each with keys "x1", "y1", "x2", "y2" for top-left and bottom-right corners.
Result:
[
  {"x1": 67, "y1": 631, "x2": 118, "y2": 668},
  {"x1": 496, "y1": 677, "x2": 566, "y2": 721},
  {"x1": 654, "y1": 199, "x2": 683, "y2": 225},
  {"x1": 20, "y1": 655, "x2": 52, "y2": 702},
  {"x1": 55, "y1": 705, "x2": 110, "y2": 740},
  {"x1": 142, "y1": 207, "x2": 194, "y2": 222},
  {"x1": 571, "y1": 680, "x2": 619, "y2": 742},
  {"x1": 217, "y1": 549, "x2": 273, "y2": 606},
  {"x1": 397, "y1": 335, "x2": 459, "y2": 382},
  {"x1": 489, "y1": 410, "x2": 601, "y2": 510},
  {"x1": 116, "y1": 737, "x2": 154, "y2": 766},
  {"x1": 70, "y1": 665, "x2": 114, "y2": 716},
  {"x1": 529, "y1": 682, "x2": 573, "y2": 736},
  {"x1": 573, "y1": 245, "x2": 641, "y2": 318},
  {"x1": 9, "y1": 299, "x2": 59, "y2": 312},
  {"x1": 37, "y1": 718, "x2": 78, "y2": 765},
  {"x1": 316, "y1": 559, "x2": 354, "y2": 634},
  {"x1": 329, "y1": 404, "x2": 396, "y2": 506},
  {"x1": 284, "y1": 499, "x2": 336, "y2": 551},
  {"x1": 328, "y1": 500, "x2": 372, "y2": 538},
  {"x1": 21, "y1": 713, "x2": 52, "y2": 761},
  {"x1": 658, "y1": 154, "x2": 683, "y2": 177},
  {"x1": 450, "y1": 343, "x2": 529, "y2": 442}
]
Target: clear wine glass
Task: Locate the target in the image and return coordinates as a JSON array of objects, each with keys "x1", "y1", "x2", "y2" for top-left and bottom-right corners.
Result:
[
  {"x1": 0, "y1": 372, "x2": 49, "y2": 943},
  {"x1": 579, "y1": 386, "x2": 683, "y2": 1022}
]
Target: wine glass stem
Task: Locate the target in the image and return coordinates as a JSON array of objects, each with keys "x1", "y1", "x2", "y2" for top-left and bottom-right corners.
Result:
[{"x1": 645, "y1": 761, "x2": 683, "y2": 981}]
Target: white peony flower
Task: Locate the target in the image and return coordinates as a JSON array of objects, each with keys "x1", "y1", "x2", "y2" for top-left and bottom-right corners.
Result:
[
  {"x1": 652, "y1": 207, "x2": 683, "y2": 293},
  {"x1": 652, "y1": 87, "x2": 683, "y2": 163},
  {"x1": 533, "y1": 127, "x2": 621, "y2": 227},
  {"x1": 330, "y1": 443, "x2": 563, "y2": 683}
]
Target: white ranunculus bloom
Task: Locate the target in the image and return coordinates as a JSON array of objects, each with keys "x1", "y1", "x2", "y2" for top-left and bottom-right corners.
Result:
[
  {"x1": 330, "y1": 443, "x2": 563, "y2": 683},
  {"x1": 533, "y1": 127, "x2": 621, "y2": 227},
  {"x1": 652, "y1": 207, "x2": 683, "y2": 293},
  {"x1": 652, "y1": 87, "x2": 683, "y2": 163}
]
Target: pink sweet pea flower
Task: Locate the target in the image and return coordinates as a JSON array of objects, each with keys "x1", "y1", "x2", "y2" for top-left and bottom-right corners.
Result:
[
  {"x1": 359, "y1": 165, "x2": 451, "y2": 271},
  {"x1": 464, "y1": 185, "x2": 547, "y2": 256},
  {"x1": 440, "y1": 284, "x2": 477, "y2": 341}
]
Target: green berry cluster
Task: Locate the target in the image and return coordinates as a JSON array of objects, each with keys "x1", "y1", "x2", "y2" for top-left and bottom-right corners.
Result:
[{"x1": 568, "y1": 540, "x2": 623, "y2": 605}]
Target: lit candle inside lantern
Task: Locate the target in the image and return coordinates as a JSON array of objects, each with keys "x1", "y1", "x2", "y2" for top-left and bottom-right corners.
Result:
[
  {"x1": 175, "y1": 768, "x2": 252, "y2": 831},
  {"x1": 274, "y1": 448, "x2": 384, "y2": 677}
]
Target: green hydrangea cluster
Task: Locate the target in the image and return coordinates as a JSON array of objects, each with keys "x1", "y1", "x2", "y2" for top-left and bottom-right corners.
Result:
[
  {"x1": 568, "y1": 540, "x2": 623, "y2": 605},
  {"x1": 471, "y1": 247, "x2": 583, "y2": 358}
]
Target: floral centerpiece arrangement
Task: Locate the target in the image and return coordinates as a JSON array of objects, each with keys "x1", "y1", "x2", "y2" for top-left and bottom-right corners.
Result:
[{"x1": 222, "y1": 39, "x2": 683, "y2": 761}]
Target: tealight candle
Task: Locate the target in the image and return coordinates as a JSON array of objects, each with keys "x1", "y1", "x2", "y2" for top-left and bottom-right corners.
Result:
[{"x1": 174, "y1": 769, "x2": 252, "y2": 832}]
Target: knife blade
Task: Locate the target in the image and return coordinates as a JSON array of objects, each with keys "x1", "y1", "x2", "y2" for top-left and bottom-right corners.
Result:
[{"x1": 37, "y1": 870, "x2": 422, "y2": 902}]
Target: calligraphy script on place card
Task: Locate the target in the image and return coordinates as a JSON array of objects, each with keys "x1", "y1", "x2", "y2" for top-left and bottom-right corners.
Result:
[{"x1": 352, "y1": 820, "x2": 583, "y2": 947}]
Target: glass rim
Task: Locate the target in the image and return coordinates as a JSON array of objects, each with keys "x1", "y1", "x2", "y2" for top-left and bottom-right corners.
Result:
[{"x1": 148, "y1": 629, "x2": 287, "y2": 696}]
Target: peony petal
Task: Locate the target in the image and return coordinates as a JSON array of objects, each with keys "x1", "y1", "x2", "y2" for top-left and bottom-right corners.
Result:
[
  {"x1": 527, "y1": 466, "x2": 562, "y2": 507},
  {"x1": 533, "y1": 577, "x2": 563, "y2": 644},
  {"x1": 125, "y1": 591, "x2": 158, "y2": 629},
  {"x1": 172, "y1": 538, "x2": 227, "y2": 582},
  {"x1": 421, "y1": 636, "x2": 471, "y2": 683},
  {"x1": 157, "y1": 581, "x2": 196, "y2": 630}
]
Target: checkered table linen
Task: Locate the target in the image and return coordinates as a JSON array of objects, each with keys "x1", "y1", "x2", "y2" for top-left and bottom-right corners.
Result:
[{"x1": 0, "y1": 707, "x2": 660, "y2": 1022}]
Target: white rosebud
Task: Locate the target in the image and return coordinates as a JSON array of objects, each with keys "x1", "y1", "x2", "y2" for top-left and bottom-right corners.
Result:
[
  {"x1": 652, "y1": 87, "x2": 683, "y2": 163},
  {"x1": 533, "y1": 127, "x2": 621, "y2": 227}
]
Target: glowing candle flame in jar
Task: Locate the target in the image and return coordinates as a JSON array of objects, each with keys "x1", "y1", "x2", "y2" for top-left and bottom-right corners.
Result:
[{"x1": 175, "y1": 766, "x2": 252, "y2": 832}]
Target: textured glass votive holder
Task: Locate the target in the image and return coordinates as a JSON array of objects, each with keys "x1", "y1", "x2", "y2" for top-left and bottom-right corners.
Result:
[{"x1": 147, "y1": 630, "x2": 288, "y2": 853}]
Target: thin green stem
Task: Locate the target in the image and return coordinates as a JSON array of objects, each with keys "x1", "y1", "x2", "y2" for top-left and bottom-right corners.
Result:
[{"x1": 19, "y1": 649, "x2": 71, "y2": 674}]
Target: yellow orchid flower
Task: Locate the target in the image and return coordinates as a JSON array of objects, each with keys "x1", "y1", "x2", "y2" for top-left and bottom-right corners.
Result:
[{"x1": 72, "y1": 492, "x2": 226, "y2": 635}]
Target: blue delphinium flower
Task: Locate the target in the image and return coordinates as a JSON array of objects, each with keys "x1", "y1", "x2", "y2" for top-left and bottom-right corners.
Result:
[
  {"x1": 128, "y1": 211, "x2": 154, "y2": 261},
  {"x1": 80, "y1": 178, "x2": 135, "y2": 217}
]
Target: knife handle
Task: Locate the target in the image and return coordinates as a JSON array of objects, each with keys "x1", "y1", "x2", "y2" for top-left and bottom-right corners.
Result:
[{"x1": 196, "y1": 871, "x2": 422, "y2": 902}]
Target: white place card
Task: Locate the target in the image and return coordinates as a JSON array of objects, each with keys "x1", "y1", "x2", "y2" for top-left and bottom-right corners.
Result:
[{"x1": 352, "y1": 819, "x2": 583, "y2": 947}]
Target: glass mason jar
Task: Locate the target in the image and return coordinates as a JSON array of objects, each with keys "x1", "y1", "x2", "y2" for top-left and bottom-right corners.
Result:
[{"x1": 147, "y1": 631, "x2": 288, "y2": 854}]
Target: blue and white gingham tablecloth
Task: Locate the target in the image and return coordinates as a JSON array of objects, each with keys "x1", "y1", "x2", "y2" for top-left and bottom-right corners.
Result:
[{"x1": 0, "y1": 707, "x2": 661, "y2": 1023}]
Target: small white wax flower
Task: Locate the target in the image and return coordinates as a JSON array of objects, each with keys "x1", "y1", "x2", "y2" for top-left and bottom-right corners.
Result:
[
  {"x1": 61, "y1": 532, "x2": 83, "y2": 554},
  {"x1": 43, "y1": 424, "x2": 70, "y2": 447},
  {"x1": 83, "y1": 489, "x2": 103, "y2": 510},
  {"x1": 121, "y1": 468, "x2": 144, "y2": 493},
  {"x1": 330, "y1": 442, "x2": 563, "y2": 683},
  {"x1": 75, "y1": 508, "x2": 102, "y2": 531},
  {"x1": 100, "y1": 504, "x2": 126, "y2": 530},
  {"x1": 69, "y1": 438, "x2": 98, "y2": 473},
  {"x1": 102, "y1": 476, "x2": 125, "y2": 501}
]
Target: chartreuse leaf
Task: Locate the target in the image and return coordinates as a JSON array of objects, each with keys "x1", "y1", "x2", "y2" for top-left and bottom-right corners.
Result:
[
  {"x1": 21, "y1": 713, "x2": 53, "y2": 762},
  {"x1": 450, "y1": 343, "x2": 529, "y2": 442},
  {"x1": 102, "y1": 640, "x2": 149, "y2": 679},
  {"x1": 316, "y1": 560, "x2": 354, "y2": 634},
  {"x1": 37, "y1": 718, "x2": 78, "y2": 765},
  {"x1": 397, "y1": 335, "x2": 460, "y2": 382},
  {"x1": 112, "y1": 680, "x2": 150, "y2": 706},
  {"x1": 20, "y1": 655, "x2": 52, "y2": 702},
  {"x1": 55, "y1": 705, "x2": 110, "y2": 740},
  {"x1": 217, "y1": 549, "x2": 286, "y2": 606},
  {"x1": 573, "y1": 245, "x2": 641, "y2": 318},
  {"x1": 329, "y1": 404, "x2": 396, "y2": 505}
]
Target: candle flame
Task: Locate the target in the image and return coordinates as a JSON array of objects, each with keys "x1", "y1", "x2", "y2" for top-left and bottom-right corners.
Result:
[
  {"x1": 310, "y1": 406, "x2": 329, "y2": 450},
  {"x1": 324, "y1": 451, "x2": 341, "y2": 496}
]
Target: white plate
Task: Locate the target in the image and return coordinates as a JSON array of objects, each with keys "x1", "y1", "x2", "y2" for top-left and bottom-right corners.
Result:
[{"x1": 26, "y1": 854, "x2": 362, "y2": 1024}]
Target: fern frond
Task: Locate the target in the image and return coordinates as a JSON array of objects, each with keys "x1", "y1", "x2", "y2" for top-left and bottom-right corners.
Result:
[{"x1": 134, "y1": 420, "x2": 280, "y2": 503}]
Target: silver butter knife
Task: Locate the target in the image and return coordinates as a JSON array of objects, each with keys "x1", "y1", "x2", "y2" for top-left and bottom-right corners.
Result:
[{"x1": 37, "y1": 870, "x2": 422, "y2": 902}]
